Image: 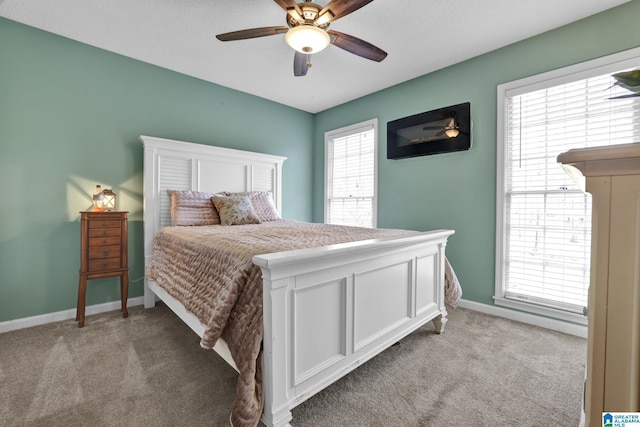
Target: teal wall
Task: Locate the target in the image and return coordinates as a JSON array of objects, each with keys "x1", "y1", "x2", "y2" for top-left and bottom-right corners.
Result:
[
  {"x1": 0, "y1": 17, "x2": 314, "y2": 322},
  {"x1": 2, "y1": 1, "x2": 640, "y2": 324},
  {"x1": 312, "y1": 1, "x2": 640, "y2": 307}
]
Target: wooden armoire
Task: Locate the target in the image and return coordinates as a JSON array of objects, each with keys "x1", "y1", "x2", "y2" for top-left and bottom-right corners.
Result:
[{"x1": 558, "y1": 142, "x2": 640, "y2": 427}]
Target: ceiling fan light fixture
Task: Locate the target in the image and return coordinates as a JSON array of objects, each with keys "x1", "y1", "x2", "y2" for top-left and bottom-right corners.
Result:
[{"x1": 285, "y1": 25, "x2": 330, "y2": 54}]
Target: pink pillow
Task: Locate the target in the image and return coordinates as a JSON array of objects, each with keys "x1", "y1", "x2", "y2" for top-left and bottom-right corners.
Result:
[
  {"x1": 168, "y1": 190, "x2": 221, "y2": 226},
  {"x1": 224, "y1": 191, "x2": 282, "y2": 222}
]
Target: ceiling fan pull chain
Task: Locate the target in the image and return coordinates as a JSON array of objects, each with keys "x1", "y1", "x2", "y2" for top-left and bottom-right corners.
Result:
[{"x1": 306, "y1": 54, "x2": 312, "y2": 68}]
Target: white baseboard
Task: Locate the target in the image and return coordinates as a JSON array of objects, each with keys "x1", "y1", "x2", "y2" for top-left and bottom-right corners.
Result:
[
  {"x1": 0, "y1": 297, "x2": 144, "y2": 334},
  {"x1": 457, "y1": 299, "x2": 588, "y2": 338},
  {"x1": 2, "y1": 297, "x2": 587, "y2": 339}
]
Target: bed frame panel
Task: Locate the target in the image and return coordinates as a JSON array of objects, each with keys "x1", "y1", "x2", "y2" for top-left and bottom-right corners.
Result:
[{"x1": 139, "y1": 135, "x2": 454, "y2": 427}]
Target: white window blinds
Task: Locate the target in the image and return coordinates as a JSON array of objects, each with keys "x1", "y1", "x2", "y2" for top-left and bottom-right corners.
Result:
[
  {"x1": 325, "y1": 119, "x2": 378, "y2": 228},
  {"x1": 499, "y1": 61, "x2": 640, "y2": 316}
]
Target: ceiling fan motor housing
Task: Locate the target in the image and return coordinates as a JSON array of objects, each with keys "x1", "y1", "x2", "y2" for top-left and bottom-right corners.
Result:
[
  {"x1": 284, "y1": 2, "x2": 334, "y2": 53},
  {"x1": 286, "y1": 2, "x2": 330, "y2": 28}
]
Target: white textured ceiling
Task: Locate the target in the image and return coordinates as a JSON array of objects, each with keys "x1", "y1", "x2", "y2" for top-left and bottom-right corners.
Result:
[{"x1": 0, "y1": 0, "x2": 629, "y2": 113}]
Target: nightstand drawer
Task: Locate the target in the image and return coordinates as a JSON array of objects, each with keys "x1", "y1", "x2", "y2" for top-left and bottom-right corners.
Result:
[
  {"x1": 88, "y1": 245, "x2": 121, "y2": 259},
  {"x1": 89, "y1": 219, "x2": 121, "y2": 229},
  {"x1": 89, "y1": 236, "x2": 121, "y2": 247},
  {"x1": 89, "y1": 227, "x2": 122, "y2": 238},
  {"x1": 89, "y1": 257, "x2": 121, "y2": 272}
]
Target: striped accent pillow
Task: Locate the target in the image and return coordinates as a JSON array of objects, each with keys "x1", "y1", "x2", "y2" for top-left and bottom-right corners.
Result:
[{"x1": 168, "y1": 190, "x2": 221, "y2": 226}]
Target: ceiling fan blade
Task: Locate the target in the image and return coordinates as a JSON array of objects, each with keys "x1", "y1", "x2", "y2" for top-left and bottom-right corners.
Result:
[
  {"x1": 273, "y1": 0, "x2": 302, "y2": 14},
  {"x1": 273, "y1": 0, "x2": 304, "y2": 22},
  {"x1": 328, "y1": 30, "x2": 387, "y2": 62},
  {"x1": 293, "y1": 51, "x2": 309, "y2": 77},
  {"x1": 216, "y1": 26, "x2": 288, "y2": 41},
  {"x1": 318, "y1": 0, "x2": 374, "y2": 23}
]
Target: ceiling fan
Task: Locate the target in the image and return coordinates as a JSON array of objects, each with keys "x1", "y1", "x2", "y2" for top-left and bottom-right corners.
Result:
[
  {"x1": 409, "y1": 113, "x2": 461, "y2": 144},
  {"x1": 422, "y1": 113, "x2": 461, "y2": 139},
  {"x1": 215, "y1": 0, "x2": 387, "y2": 77}
]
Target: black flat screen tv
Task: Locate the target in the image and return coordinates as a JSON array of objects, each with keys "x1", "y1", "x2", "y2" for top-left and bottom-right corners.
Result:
[{"x1": 387, "y1": 102, "x2": 471, "y2": 159}]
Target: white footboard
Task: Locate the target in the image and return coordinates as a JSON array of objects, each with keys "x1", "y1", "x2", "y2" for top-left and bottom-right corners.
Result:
[
  {"x1": 140, "y1": 135, "x2": 455, "y2": 427},
  {"x1": 253, "y1": 229, "x2": 454, "y2": 427}
]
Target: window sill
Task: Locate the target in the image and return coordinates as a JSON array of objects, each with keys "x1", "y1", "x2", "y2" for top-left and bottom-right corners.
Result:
[{"x1": 493, "y1": 296, "x2": 588, "y2": 326}]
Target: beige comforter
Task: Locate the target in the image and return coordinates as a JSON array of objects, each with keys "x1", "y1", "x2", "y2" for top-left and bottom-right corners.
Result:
[{"x1": 146, "y1": 220, "x2": 462, "y2": 427}]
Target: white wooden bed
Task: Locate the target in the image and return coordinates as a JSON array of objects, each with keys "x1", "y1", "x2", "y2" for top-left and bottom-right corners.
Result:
[{"x1": 140, "y1": 135, "x2": 455, "y2": 427}]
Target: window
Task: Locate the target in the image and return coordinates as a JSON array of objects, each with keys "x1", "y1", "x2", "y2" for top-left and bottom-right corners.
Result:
[
  {"x1": 325, "y1": 118, "x2": 378, "y2": 228},
  {"x1": 496, "y1": 49, "x2": 640, "y2": 323}
]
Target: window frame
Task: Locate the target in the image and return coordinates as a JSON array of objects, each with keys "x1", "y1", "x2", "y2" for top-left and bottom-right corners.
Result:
[
  {"x1": 495, "y1": 47, "x2": 640, "y2": 324},
  {"x1": 324, "y1": 118, "x2": 379, "y2": 228}
]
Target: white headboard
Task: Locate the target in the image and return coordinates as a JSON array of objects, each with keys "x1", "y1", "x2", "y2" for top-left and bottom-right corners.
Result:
[{"x1": 139, "y1": 135, "x2": 287, "y2": 265}]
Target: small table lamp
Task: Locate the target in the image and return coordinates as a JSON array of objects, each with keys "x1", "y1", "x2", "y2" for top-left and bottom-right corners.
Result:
[{"x1": 102, "y1": 189, "x2": 117, "y2": 211}]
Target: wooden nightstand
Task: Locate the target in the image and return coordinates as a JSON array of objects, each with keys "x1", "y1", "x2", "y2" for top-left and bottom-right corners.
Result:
[{"x1": 76, "y1": 210, "x2": 129, "y2": 327}]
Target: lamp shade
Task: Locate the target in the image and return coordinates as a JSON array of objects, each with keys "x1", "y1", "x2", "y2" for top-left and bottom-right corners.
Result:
[{"x1": 285, "y1": 25, "x2": 330, "y2": 54}]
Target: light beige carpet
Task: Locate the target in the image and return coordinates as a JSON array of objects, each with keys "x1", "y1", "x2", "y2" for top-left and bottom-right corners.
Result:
[{"x1": 0, "y1": 304, "x2": 586, "y2": 426}]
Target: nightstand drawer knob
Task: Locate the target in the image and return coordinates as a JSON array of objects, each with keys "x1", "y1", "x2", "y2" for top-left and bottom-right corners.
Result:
[
  {"x1": 102, "y1": 222, "x2": 110, "y2": 226},
  {"x1": 103, "y1": 231, "x2": 108, "y2": 236},
  {"x1": 103, "y1": 251, "x2": 109, "y2": 256}
]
